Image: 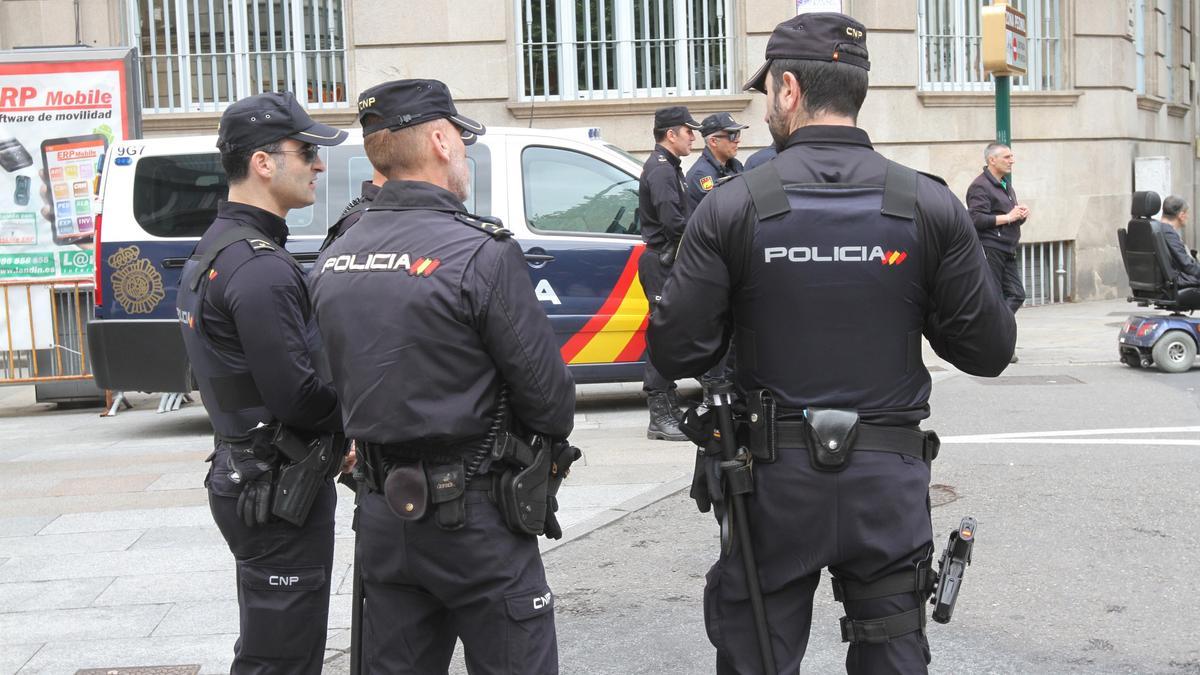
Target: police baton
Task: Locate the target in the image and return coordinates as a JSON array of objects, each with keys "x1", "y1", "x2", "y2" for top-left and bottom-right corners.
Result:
[
  {"x1": 349, "y1": 561, "x2": 364, "y2": 675},
  {"x1": 709, "y1": 382, "x2": 777, "y2": 674}
]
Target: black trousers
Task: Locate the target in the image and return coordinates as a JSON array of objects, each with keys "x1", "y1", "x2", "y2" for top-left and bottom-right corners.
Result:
[
  {"x1": 705, "y1": 448, "x2": 933, "y2": 675},
  {"x1": 356, "y1": 489, "x2": 557, "y2": 674},
  {"x1": 639, "y1": 248, "x2": 677, "y2": 394},
  {"x1": 206, "y1": 441, "x2": 336, "y2": 675},
  {"x1": 984, "y1": 246, "x2": 1026, "y2": 313}
]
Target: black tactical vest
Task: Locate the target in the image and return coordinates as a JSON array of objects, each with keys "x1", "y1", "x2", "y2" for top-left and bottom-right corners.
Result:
[
  {"x1": 734, "y1": 163, "x2": 932, "y2": 415},
  {"x1": 177, "y1": 227, "x2": 283, "y2": 441}
]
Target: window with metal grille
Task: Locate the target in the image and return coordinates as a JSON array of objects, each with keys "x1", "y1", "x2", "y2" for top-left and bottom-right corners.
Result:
[
  {"x1": 1019, "y1": 239, "x2": 1074, "y2": 306},
  {"x1": 517, "y1": 0, "x2": 732, "y2": 101},
  {"x1": 918, "y1": 0, "x2": 1063, "y2": 92},
  {"x1": 129, "y1": 0, "x2": 349, "y2": 113}
]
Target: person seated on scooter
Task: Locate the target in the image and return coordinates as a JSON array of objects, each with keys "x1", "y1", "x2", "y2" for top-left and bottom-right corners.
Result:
[{"x1": 1160, "y1": 196, "x2": 1200, "y2": 288}]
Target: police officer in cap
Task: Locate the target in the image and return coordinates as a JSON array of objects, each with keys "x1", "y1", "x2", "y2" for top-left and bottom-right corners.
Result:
[
  {"x1": 310, "y1": 79, "x2": 576, "y2": 673},
  {"x1": 177, "y1": 91, "x2": 349, "y2": 673},
  {"x1": 638, "y1": 105, "x2": 701, "y2": 441},
  {"x1": 684, "y1": 112, "x2": 748, "y2": 213},
  {"x1": 649, "y1": 12, "x2": 1015, "y2": 674}
]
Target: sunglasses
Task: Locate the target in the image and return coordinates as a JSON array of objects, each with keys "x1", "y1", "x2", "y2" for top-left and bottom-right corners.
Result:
[
  {"x1": 272, "y1": 144, "x2": 321, "y2": 164},
  {"x1": 712, "y1": 131, "x2": 741, "y2": 142}
]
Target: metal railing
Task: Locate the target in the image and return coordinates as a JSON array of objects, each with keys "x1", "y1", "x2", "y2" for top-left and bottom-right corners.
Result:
[
  {"x1": 517, "y1": 0, "x2": 732, "y2": 101},
  {"x1": 1019, "y1": 239, "x2": 1073, "y2": 306},
  {"x1": 918, "y1": 0, "x2": 1063, "y2": 92},
  {"x1": 0, "y1": 279, "x2": 94, "y2": 384},
  {"x1": 130, "y1": 0, "x2": 349, "y2": 113}
]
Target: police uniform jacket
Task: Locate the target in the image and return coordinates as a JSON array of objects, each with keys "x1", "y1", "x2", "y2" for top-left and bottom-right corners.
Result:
[
  {"x1": 310, "y1": 180, "x2": 576, "y2": 444},
  {"x1": 184, "y1": 202, "x2": 342, "y2": 440},
  {"x1": 966, "y1": 169, "x2": 1024, "y2": 254},
  {"x1": 684, "y1": 147, "x2": 744, "y2": 213},
  {"x1": 320, "y1": 180, "x2": 381, "y2": 251},
  {"x1": 648, "y1": 125, "x2": 1016, "y2": 427},
  {"x1": 637, "y1": 144, "x2": 690, "y2": 250}
]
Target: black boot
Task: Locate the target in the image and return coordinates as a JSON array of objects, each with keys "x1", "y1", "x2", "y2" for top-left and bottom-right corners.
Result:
[{"x1": 647, "y1": 393, "x2": 688, "y2": 441}]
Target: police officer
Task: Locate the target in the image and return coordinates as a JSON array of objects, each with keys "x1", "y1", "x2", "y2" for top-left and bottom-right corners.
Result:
[
  {"x1": 638, "y1": 105, "x2": 701, "y2": 441},
  {"x1": 320, "y1": 169, "x2": 385, "y2": 251},
  {"x1": 684, "y1": 112, "x2": 748, "y2": 213},
  {"x1": 744, "y1": 145, "x2": 777, "y2": 170},
  {"x1": 649, "y1": 13, "x2": 1016, "y2": 674},
  {"x1": 177, "y1": 91, "x2": 348, "y2": 673},
  {"x1": 309, "y1": 79, "x2": 576, "y2": 673}
]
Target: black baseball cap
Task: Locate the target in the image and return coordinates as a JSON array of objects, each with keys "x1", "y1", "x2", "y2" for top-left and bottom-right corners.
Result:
[
  {"x1": 700, "y1": 112, "x2": 749, "y2": 137},
  {"x1": 744, "y1": 12, "x2": 870, "y2": 94},
  {"x1": 216, "y1": 91, "x2": 347, "y2": 153},
  {"x1": 356, "y1": 79, "x2": 485, "y2": 145},
  {"x1": 654, "y1": 106, "x2": 702, "y2": 131}
]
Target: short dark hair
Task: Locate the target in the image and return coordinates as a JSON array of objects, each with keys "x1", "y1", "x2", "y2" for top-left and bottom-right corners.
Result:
[
  {"x1": 221, "y1": 140, "x2": 283, "y2": 184},
  {"x1": 1163, "y1": 195, "x2": 1189, "y2": 218},
  {"x1": 653, "y1": 127, "x2": 669, "y2": 143},
  {"x1": 768, "y1": 58, "x2": 868, "y2": 121}
]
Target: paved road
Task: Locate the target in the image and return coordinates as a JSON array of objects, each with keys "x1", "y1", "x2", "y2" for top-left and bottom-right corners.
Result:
[{"x1": 3, "y1": 298, "x2": 1200, "y2": 673}]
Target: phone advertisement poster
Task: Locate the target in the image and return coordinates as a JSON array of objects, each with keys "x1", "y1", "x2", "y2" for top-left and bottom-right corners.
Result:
[{"x1": 0, "y1": 49, "x2": 141, "y2": 281}]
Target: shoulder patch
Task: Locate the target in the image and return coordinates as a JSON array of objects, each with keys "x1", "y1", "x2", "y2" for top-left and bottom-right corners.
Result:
[
  {"x1": 455, "y1": 213, "x2": 511, "y2": 239},
  {"x1": 699, "y1": 175, "x2": 715, "y2": 191},
  {"x1": 247, "y1": 238, "x2": 277, "y2": 251},
  {"x1": 918, "y1": 170, "x2": 948, "y2": 187}
]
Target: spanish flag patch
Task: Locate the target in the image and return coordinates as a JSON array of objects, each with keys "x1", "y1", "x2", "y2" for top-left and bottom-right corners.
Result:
[{"x1": 700, "y1": 176, "x2": 714, "y2": 191}]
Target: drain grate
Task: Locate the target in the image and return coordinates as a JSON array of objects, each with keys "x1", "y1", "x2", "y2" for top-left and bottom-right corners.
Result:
[
  {"x1": 76, "y1": 662, "x2": 201, "y2": 667},
  {"x1": 973, "y1": 374, "x2": 1083, "y2": 385},
  {"x1": 930, "y1": 484, "x2": 958, "y2": 508}
]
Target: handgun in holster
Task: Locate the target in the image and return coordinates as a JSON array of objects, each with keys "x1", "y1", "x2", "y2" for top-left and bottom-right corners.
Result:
[
  {"x1": 931, "y1": 516, "x2": 976, "y2": 624},
  {"x1": 267, "y1": 424, "x2": 346, "y2": 526},
  {"x1": 492, "y1": 431, "x2": 581, "y2": 539}
]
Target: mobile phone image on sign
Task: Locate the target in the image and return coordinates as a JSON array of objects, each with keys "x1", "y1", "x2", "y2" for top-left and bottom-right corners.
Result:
[
  {"x1": 14, "y1": 175, "x2": 31, "y2": 205},
  {"x1": 41, "y1": 134, "x2": 107, "y2": 245}
]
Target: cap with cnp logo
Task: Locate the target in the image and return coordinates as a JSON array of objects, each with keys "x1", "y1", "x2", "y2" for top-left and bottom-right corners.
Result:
[
  {"x1": 653, "y1": 106, "x2": 702, "y2": 131},
  {"x1": 744, "y1": 12, "x2": 870, "y2": 94},
  {"x1": 356, "y1": 79, "x2": 486, "y2": 145},
  {"x1": 700, "y1": 112, "x2": 749, "y2": 137},
  {"x1": 216, "y1": 91, "x2": 348, "y2": 153}
]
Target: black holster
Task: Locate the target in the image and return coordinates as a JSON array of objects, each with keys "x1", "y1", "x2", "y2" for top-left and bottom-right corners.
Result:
[
  {"x1": 260, "y1": 424, "x2": 346, "y2": 526},
  {"x1": 494, "y1": 433, "x2": 551, "y2": 536}
]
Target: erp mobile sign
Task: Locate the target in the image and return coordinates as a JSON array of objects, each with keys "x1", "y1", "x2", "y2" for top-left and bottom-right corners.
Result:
[{"x1": 0, "y1": 48, "x2": 141, "y2": 280}]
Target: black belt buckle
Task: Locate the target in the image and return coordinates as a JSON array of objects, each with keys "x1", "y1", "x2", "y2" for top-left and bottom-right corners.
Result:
[{"x1": 805, "y1": 408, "x2": 859, "y2": 472}]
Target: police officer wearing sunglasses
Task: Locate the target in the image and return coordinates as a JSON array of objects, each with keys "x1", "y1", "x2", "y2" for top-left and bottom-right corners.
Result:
[
  {"x1": 177, "y1": 91, "x2": 349, "y2": 673},
  {"x1": 684, "y1": 112, "x2": 749, "y2": 213}
]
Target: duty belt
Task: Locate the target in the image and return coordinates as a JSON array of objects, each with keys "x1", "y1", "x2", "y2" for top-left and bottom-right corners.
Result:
[
  {"x1": 774, "y1": 420, "x2": 939, "y2": 463},
  {"x1": 359, "y1": 440, "x2": 488, "y2": 493}
]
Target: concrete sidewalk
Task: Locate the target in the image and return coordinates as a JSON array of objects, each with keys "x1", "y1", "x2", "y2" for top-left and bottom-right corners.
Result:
[{"x1": 0, "y1": 298, "x2": 1151, "y2": 673}]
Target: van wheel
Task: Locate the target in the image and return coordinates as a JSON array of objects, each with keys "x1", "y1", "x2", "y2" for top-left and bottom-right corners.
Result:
[{"x1": 1151, "y1": 330, "x2": 1197, "y2": 373}]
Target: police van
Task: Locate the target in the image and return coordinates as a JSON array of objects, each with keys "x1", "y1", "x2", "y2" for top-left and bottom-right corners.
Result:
[{"x1": 86, "y1": 127, "x2": 649, "y2": 394}]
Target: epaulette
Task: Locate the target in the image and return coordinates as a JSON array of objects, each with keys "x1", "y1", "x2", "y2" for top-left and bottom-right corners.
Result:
[
  {"x1": 918, "y1": 170, "x2": 948, "y2": 187},
  {"x1": 716, "y1": 175, "x2": 736, "y2": 187},
  {"x1": 455, "y1": 213, "x2": 511, "y2": 239},
  {"x1": 246, "y1": 238, "x2": 278, "y2": 252}
]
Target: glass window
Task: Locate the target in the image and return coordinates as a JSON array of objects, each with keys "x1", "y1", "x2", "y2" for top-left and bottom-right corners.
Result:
[
  {"x1": 918, "y1": 0, "x2": 1063, "y2": 92},
  {"x1": 521, "y1": 146, "x2": 639, "y2": 236},
  {"x1": 517, "y1": 0, "x2": 732, "y2": 101},
  {"x1": 131, "y1": 0, "x2": 349, "y2": 113}
]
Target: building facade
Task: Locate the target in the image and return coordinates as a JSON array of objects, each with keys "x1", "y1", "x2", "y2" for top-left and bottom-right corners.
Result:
[{"x1": 1, "y1": 0, "x2": 1195, "y2": 301}]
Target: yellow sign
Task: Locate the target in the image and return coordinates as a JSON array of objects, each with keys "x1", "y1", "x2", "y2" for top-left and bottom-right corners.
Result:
[{"x1": 982, "y1": 3, "x2": 1028, "y2": 76}]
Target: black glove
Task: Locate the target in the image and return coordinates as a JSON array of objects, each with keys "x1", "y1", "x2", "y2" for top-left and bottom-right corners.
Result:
[
  {"x1": 543, "y1": 441, "x2": 582, "y2": 540},
  {"x1": 228, "y1": 447, "x2": 275, "y2": 528}
]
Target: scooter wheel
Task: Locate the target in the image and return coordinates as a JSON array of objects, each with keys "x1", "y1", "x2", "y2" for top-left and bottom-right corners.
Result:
[{"x1": 1151, "y1": 330, "x2": 1197, "y2": 373}]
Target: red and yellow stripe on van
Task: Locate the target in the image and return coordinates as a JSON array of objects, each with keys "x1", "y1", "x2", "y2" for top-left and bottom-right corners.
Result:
[{"x1": 560, "y1": 246, "x2": 649, "y2": 364}]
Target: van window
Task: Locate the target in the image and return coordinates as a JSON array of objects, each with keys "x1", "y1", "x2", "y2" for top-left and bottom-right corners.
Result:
[
  {"x1": 322, "y1": 143, "x2": 491, "y2": 217},
  {"x1": 521, "y1": 146, "x2": 639, "y2": 236}
]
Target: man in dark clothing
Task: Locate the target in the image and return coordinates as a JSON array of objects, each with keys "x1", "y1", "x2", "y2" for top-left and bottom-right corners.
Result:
[
  {"x1": 320, "y1": 170, "x2": 384, "y2": 250},
  {"x1": 649, "y1": 12, "x2": 1015, "y2": 674},
  {"x1": 967, "y1": 142, "x2": 1030, "y2": 315},
  {"x1": 176, "y1": 91, "x2": 349, "y2": 674},
  {"x1": 310, "y1": 79, "x2": 576, "y2": 673},
  {"x1": 1159, "y1": 196, "x2": 1200, "y2": 287},
  {"x1": 743, "y1": 145, "x2": 777, "y2": 170},
  {"x1": 684, "y1": 112, "x2": 748, "y2": 212},
  {"x1": 637, "y1": 105, "x2": 701, "y2": 441}
]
